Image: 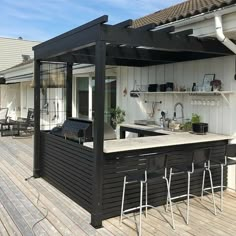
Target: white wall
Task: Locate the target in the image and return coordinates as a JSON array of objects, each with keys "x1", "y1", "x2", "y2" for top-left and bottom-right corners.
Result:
[
  {"x1": 0, "y1": 83, "x2": 21, "y2": 119},
  {"x1": 40, "y1": 88, "x2": 66, "y2": 130},
  {"x1": 117, "y1": 55, "x2": 236, "y2": 135}
]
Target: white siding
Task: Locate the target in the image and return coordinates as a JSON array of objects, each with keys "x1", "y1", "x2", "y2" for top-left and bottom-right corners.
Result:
[
  {"x1": 117, "y1": 55, "x2": 236, "y2": 136},
  {"x1": 0, "y1": 37, "x2": 39, "y2": 72}
]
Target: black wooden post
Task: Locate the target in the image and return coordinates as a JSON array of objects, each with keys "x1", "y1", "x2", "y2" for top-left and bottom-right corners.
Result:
[
  {"x1": 66, "y1": 62, "x2": 73, "y2": 119},
  {"x1": 91, "y1": 41, "x2": 106, "y2": 228},
  {"x1": 33, "y1": 59, "x2": 41, "y2": 178}
]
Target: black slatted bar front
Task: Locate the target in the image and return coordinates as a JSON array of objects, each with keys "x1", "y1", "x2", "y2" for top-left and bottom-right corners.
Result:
[
  {"x1": 40, "y1": 132, "x2": 94, "y2": 212},
  {"x1": 101, "y1": 140, "x2": 227, "y2": 220}
]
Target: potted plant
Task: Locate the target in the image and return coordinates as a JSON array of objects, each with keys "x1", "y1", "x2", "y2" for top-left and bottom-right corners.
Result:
[
  {"x1": 110, "y1": 107, "x2": 126, "y2": 138},
  {"x1": 210, "y1": 79, "x2": 222, "y2": 91},
  {"x1": 191, "y1": 113, "x2": 200, "y2": 124}
]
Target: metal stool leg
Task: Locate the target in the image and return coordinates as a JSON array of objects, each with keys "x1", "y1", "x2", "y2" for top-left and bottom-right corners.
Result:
[
  {"x1": 120, "y1": 176, "x2": 126, "y2": 225},
  {"x1": 187, "y1": 172, "x2": 191, "y2": 225},
  {"x1": 166, "y1": 169, "x2": 175, "y2": 230},
  {"x1": 220, "y1": 164, "x2": 224, "y2": 212},
  {"x1": 139, "y1": 181, "x2": 143, "y2": 236},
  {"x1": 208, "y1": 169, "x2": 217, "y2": 216},
  {"x1": 166, "y1": 169, "x2": 173, "y2": 212},
  {"x1": 145, "y1": 182, "x2": 148, "y2": 217},
  {"x1": 201, "y1": 170, "x2": 206, "y2": 201}
]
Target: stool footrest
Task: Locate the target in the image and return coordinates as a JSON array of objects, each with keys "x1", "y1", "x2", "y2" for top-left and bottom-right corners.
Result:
[{"x1": 170, "y1": 193, "x2": 197, "y2": 201}]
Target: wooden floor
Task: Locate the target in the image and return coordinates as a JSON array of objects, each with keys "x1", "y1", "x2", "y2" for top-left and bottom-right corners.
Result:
[{"x1": 0, "y1": 137, "x2": 236, "y2": 236}]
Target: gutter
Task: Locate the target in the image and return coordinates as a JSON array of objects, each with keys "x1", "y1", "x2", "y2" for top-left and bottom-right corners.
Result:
[
  {"x1": 215, "y1": 14, "x2": 236, "y2": 54},
  {"x1": 154, "y1": 4, "x2": 236, "y2": 54},
  {"x1": 155, "y1": 4, "x2": 236, "y2": 31}
]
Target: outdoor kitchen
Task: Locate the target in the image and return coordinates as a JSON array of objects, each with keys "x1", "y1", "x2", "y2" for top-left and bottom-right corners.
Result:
[{"x1": 32, "y1": 15, "x2": 236, "y2": 231}]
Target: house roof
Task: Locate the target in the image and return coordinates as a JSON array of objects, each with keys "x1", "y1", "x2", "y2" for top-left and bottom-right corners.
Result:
[
  {"x1": 0, "y1": 59, "x2": 33, "y2": 74},
  {"x1": 133, "y1": 0, "x2": 236, "y2": 28}
]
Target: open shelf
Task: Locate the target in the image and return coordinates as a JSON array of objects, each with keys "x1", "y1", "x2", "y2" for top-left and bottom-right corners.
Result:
[
  {"x1": 130, "y1": 91, "x2": 235, "y2": 105},
  {"x1": 131, "y1": 91, "x2": 235, "y2": 95}
]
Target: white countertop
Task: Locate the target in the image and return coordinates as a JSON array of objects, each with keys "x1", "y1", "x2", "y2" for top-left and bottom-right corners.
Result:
[{"x1": 84, "y1": 124, "x2": 232, "y2": 153}]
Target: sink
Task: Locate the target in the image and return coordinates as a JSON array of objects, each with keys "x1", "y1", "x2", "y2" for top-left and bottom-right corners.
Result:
[
  {"x1": 163, "y1": 128, "x2": 185, "y2": 132},
  {"x1": 134, "y1": 120, "x2": 157, "y2": 126}
]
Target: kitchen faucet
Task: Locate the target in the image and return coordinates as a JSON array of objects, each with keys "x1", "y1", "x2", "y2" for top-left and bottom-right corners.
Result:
[{"x1": 173, "y1": 102, "x2": 184, "y2": 123}]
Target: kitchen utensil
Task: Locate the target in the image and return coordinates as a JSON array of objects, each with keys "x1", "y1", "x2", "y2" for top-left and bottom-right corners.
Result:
[
  {"x1": 160, "y1": 84, "x2": 166, "y2": 92},
  {"x1": 148, "y1": 84, "x2": 158, "y2": 92}
]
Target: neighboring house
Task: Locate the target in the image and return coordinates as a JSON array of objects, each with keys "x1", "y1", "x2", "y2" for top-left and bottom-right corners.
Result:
[
  {"x1": 0, "y1": 37, "x2": 39, "y2": 72},
  {"x1": 0, "y1": 37, "x2": 39, "y2": 117},
  {"x1": 0, "y1": 59, "x2": 34, "y2": 119}
]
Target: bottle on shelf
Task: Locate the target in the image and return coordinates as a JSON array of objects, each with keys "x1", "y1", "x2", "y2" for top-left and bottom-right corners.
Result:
[{"x1": 192, "y1": 83, "x2": 196, "y2": 91}]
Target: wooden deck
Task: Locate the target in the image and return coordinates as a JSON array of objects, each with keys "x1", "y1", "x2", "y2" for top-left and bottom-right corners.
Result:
[{"x1": 0, "y1": 136, "x2": 236, "y2": 236}]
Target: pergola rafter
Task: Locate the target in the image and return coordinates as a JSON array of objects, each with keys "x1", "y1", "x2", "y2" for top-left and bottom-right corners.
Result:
[{"x1": 33, "y1": 15, "x2": 232, "y2": 62}]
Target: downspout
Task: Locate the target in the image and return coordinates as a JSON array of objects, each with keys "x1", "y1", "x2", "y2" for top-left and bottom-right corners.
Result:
[{"x1": 215, "y1": 14, "x2": 236, "y2": 54}]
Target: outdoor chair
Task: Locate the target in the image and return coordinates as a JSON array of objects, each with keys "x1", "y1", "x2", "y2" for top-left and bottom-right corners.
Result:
[
  {"x1": 205, "y1": 144, "x2": 236, "y2": 211},
  {"x1": 166, "y1": 148, "x2": 216, "y2": 227},
  {"x1": 13, "y1": 108, "x2": 34, "y2": 135},
  {"x1": 0, "y1": 108, "x2": 9, "y2": 124},
  {"x1": 120, "y1": 153, "x2": 174, "y2": 236}
]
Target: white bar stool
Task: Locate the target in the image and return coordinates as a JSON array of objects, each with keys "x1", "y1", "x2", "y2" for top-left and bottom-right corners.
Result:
[
  {"x1": 167, "y1": 148, "x2": 216, "y2": 226},
  {"x1": 120, "y1": 153, "x2": 175, "y2": 236},
  {"x1": 203, "y1": 144, "x2": 236, "y2": 211}
]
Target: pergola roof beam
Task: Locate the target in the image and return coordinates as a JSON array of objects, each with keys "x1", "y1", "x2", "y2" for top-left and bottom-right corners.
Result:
[
  {"x1": 172, "y1": 29, "x2": 193, "y2": 38},
  {"x1": 33, "y1": 15, "x2": 109, "y2": 60},
  {"x1": 33, "y1": 15, "x2": 233, "y2": 63},
  {"x1": 100, "y1": 25, "x2": 232, "y2": 55},
  {"x1": 47, "y1": 44, "x2": 225, "y2": 66},
  {"x1": 154, "y1": 26, "x2": 175, "y2": 33},
  {"x1": 136, "y1": 23, "x2": 157, "y2": 31},
  {"x1": 113, "y1": 19, "x2": 133, "y2": 28}
]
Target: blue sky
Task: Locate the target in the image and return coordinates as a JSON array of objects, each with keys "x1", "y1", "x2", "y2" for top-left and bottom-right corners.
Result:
[{"x1": 0, "y1": 0, "x2": 183, "y2": 42}]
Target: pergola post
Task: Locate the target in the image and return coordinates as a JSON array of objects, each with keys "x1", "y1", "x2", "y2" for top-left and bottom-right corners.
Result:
[
  {"x1": 33, "y1": 59, "x2": 41, "y2": 178},
  {"x1": 91, "y1": 40, "x2": 106, "y2": 228},
  {"x1": 66, "y1": 62, "x2": 73, "y2": 119}
]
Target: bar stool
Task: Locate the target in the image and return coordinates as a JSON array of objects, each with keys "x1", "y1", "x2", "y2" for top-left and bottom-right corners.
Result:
[
  {"x1": 167, "y1": 148, "x2": 216, "y2": 226},
  {"x1": 120, "y1": 153, "x2": 175, "y2": 236},
  {"x1": 203, "y1": 144, "x2": 236, "y2": 211}
]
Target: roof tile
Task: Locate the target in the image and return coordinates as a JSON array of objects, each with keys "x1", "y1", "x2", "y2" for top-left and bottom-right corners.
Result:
[{"x1": 133, "y1": 0, "x2": 236, "y2": 28}]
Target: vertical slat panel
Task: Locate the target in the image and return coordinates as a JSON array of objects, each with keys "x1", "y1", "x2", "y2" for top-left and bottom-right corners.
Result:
[{"x1": 101, "y1": 141, "x2": 227, "y2": 220}]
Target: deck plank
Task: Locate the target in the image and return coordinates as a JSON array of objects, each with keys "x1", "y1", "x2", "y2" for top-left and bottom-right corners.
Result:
[{"x1": 1, "y1": 137, "x2": 236, "y2": 235}]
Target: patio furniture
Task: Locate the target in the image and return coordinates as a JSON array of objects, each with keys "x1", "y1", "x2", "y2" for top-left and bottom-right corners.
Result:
[
  {"x1": 0, "y1": 108, "x2": 9, "y2": 124},
  {"x1": 120, "y1": 154, "x2": 175, "y2": 235},
  {"x1": 12, "y1": 108, "x2": 34, "y2": 135},
  {"x1": 0, "y1": 108, "x2": 19, "y2": 136},
  {"x1": 167, "y1": 148, "x2": 217, "y2": 226},
  {"x1": 204, "y1": 144, "x2": 236, "y2": 211}
]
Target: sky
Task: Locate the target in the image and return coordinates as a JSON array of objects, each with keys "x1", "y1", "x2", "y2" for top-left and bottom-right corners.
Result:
[{"x1": 0, "y1": 0, "x2": 183, "y2": 42}]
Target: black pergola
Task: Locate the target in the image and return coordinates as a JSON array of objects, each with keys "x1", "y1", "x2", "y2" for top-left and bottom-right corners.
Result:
[{"x1": 33, "y1": 15, "x2": 232, "y2": 227}]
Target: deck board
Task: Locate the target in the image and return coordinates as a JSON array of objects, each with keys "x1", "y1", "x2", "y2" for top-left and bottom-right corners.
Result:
[{"x1": 0, "y1": 136, "x2": 236, "y2": 235}]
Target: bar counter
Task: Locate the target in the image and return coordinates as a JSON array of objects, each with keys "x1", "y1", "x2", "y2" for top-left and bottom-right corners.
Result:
[
  {"x1": 40, "y1": 127, "x2": 232, "y2": 226},
  {"x1": 84, "y1": 124, "x2": 232, "y2": 153}
]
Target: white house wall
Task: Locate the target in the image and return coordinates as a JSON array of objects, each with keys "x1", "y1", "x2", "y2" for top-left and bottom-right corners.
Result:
[{"x1": 0, "y1": 83, "x2": 21, "y2": 119}]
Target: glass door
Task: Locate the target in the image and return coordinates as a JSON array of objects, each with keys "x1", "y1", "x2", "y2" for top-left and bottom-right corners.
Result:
[
  {"x1": 75, "y1": 76, "x2": 117, "y2": 126},
  {"x1": 76, "y1": 77, "x2": 89, "y2": 119},
  {"x1": 92, "y1": 76, "x2": 116, "y2": 126}
]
